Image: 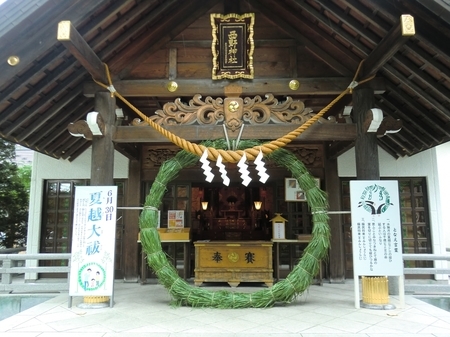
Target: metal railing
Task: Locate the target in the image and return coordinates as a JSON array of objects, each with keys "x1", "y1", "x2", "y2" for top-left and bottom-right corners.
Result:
[
  {"x1": 403, "y1": 254, "x2": 450, "y2": 294},
  {"x1": 1, "y1": 252, "x2": 449, "y2": 294},
  {"x1": 403, "y1": 254, "x2": 450, "y2": 274},
  {"x1": 0, "y1": 253, "x2": 71, "y2": 293}
]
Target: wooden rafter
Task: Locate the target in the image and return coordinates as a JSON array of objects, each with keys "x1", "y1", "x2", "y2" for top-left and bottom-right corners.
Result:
[
  {"x1": 380, "y1": 84, "x2": 450, "y2": 138},
  {"x1": 0, "y1": 0, "x2": 104, "y2": 81},
  {"x1": 32, "y1": 101, "x2": 93, "y2": 149},
  {"x1": 317, "y1": 0, "x2": 450, "y2": 122},
  {"x1": 294, "y1": 0, "x2": 367, "y2": 60},
  {"x1": 383, "y1": 64, "x2": 450, "y2": 121},
  {"x1": 16, "y1": 83, "x2": 86, "y2": 142},
  {"x1": 374, "y1": 98, "x2": 434, "y2": 148},
  {"x1": 248, "y1": 0, "x2": 354, "y2": 76},
  {"x1": 0, "y1": 65, "x2": 76, "y2": 126}
]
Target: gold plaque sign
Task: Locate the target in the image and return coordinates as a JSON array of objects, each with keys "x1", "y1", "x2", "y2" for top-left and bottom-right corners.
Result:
[
  {"x1": 211, "y1": 13, "x2": 255, "y2": 80},
  {"x1": 401, "y1": 14, "x2": 415, "y2": 36}
]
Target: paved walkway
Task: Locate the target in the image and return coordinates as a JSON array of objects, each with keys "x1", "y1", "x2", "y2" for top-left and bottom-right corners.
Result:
[{"x1": 1, "y1": 280, "x2": 450, "y2": 336}]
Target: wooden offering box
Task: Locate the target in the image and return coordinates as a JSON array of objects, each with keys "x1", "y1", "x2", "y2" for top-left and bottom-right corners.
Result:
[
  {"x1": 194, "y1": 241, "x2": 273, "y2": 287},
  {"x1": 157, "y1": 228, "x2": 191, "y2": 241}
]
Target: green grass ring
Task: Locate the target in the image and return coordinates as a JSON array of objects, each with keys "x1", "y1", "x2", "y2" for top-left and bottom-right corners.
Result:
[{"x1": 139, "y1": 139, "x2": 330, "y2": 308}]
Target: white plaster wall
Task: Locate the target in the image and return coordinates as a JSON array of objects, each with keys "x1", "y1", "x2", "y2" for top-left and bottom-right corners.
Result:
[
  {"x1": 338, "y1": 144, "x2": 450, "y2": 279},
  {"x1": 435, "y1": 142, "x2": 450, "y2": 254},
  {"x1": 26, "y1": 147, "x2": 128, "y2": 257}
]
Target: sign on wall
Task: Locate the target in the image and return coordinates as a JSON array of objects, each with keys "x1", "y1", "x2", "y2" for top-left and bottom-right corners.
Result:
[
  {"x1": 285, "y1": 177, "x2": 320, "y2": 202},
  {"x1": 168, "y1": 210, "x2": 184, "y2": 228},
  {"x1": 211, "y1": 13, "x2": 255, "y2": 80},
  {"x1": 69, "y1": 186, "x2": 117, "y2": 296},
  {"x1": 350, "y1": 180, "x2": 403, "y2": 276}
]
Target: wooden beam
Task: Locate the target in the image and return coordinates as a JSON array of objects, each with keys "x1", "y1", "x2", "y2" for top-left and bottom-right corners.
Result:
[
  {"x1": 166, "y1": 39, "x2": 298, "y2": 49},
  {"x1": 112, "y1": 123, "x2": 356, "y2": 143},
  {"x1": 57, "y1": 20, "x2": 108, "y2": 84},
  {"x1": 117, "y1": 0, "x2": 220, "y2": 78},
  {"x1": 327, "y1": 141, "x2": 355, "y2": 160},
  {"x1": 362, "y1": 15, "x2": 415, "y2": 78},
  {"x1": 114, "y1": 143, "x2": 139, "y2": 161},
  {"x1": 84, "y1": 77, "x2": 386, "y2": 97}
]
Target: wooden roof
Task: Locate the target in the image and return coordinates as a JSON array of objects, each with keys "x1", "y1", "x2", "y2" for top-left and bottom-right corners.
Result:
[{"x1": 1, "y1": 0, "x2": 450, "y2": 161}]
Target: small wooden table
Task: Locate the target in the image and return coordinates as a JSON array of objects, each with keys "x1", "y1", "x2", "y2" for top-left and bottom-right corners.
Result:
[{"x1": 272, "y1": 238, "x2": 323, "y2": 285}]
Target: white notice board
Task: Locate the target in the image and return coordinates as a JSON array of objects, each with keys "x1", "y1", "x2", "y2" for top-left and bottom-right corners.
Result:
[
  {"x1": 69, "y1": 186, "x2": 117, "y2": 297},
  {"x1": 273, "y1": 222, "x2": 285, "y2": 239},
  {"x1": 350, "y1": 180, "x2": 403, "y2": 276}
]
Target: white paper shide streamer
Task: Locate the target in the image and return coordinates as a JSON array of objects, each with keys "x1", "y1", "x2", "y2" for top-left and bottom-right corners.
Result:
[
  {"x1": 237, "y1": 152, "x2": 251, "y2": 186},
  {"x1": 216, "y1": 155, "x2": 230, "y2": 186},
  {"x1": 200, "y1": 149, "x2": 214, "y2": 182},
  {"x1": 255, "y1": 149, "x2": 269, "y2": 183}
]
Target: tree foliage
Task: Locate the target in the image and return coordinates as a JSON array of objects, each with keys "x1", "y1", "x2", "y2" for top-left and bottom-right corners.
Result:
[{"x1": 0, "y1": 139, "x2": 29, "y2": 248}]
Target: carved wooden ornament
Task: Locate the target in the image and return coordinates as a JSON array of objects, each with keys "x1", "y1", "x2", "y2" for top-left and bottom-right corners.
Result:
[
  {"x1": 135, "y1": 93, "x2": 319, "y2": 132},
  {"x1": 67, "y1": 111, "x2": 105, "y2": 140}
]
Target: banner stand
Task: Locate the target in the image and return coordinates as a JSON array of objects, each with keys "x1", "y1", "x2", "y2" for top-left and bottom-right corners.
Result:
[
  {"x1": 353, "y1": 273, "x2": 405, "y2": 309},
  {"x1": 68, "y1": 186, "x2": 118, "y2": 308},
  {"x1": 350, "y1": 180, "x2": 405, "y2": 310}
]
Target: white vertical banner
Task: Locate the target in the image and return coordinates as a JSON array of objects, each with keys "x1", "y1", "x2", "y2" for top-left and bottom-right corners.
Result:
[
  {"x1": 350, "y1": 180, "x2": 403, "y2": 276},
  {"x1": 69, "y1": 186, "x2": 117, "y2": 296}
]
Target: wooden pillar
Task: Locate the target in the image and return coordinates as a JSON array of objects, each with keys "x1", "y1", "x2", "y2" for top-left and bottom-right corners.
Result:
[
  {"x1": 91, "y1": 92, "x2": 115, "y2": 185},
  {"x1": 325, "y1": 154, "x2": 345, "y2": 282},
  {"x1": 123, "y1": 159, "x2": 141, "y2": 282},
  {"x1": 353, "y1": 85, "x2": 379, "y2": 180},
  {"x1": 86, "y1": 91, "x2": 115, "y2": 303}
]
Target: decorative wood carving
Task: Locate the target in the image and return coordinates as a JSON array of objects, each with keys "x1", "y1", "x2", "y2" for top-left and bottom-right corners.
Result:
[
  {"x1": 141, "y1": 144, "x2": 323, "y2": 171},
  {"x1": 142, "y1": 147, "x2": 180, "y2": 169},
  {"x1": 67, "y1": 112, "x2": 105, "y2": 140},
  {"x1": 68, "y1": 120, "x2": 93, "y2": 140},
  {"x1": 133, "y1": 93, "x2": 328, "y2": 131},
  {"x1": 287, "y1": 145, "x2": 323, "y2": 168}
]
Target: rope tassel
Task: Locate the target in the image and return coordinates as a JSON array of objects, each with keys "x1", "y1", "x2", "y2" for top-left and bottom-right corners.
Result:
[
  {"x1": 255, "y1": 149, "x2": 269, "y2": 183},
  {"x1": 237, "y1": 152, "x2": 251, "y2": 186},
  {"x1": 200, "y1": 149, "x2": 214, "y2": 182}
]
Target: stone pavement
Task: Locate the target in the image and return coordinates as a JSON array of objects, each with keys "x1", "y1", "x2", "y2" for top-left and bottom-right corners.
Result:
[{"x1": 1, "y1": 280, "x2": 450, "y2": 336}]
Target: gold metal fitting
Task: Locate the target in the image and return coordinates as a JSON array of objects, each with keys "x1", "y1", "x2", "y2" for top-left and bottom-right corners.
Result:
[
  {"x1": 289, "y1": 79, "x2": 300, "y2": 90},
  {"x1": 228, "y1": 100, "x2": 240, "y2": 112},
  {"x1": 7, "y1": 56, "x2": 20, "y2": 66},
  {"x1": 166, "y1": 81, "x2": 178, "y2": 92}
]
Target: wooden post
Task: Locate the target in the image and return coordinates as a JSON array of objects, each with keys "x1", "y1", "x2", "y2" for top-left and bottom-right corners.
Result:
[
  {"x1": 325, "y1": 154, "x2": 345, "y2": 282},
  {"x1": 91, "y1": 92, "x2": 115, "y2": 185},
  {"x1": 353, "y1": 85, "x2": 379, "y2": 180},
  {"x1": 123, "y1": 159, "x2": 141, "y2": 282},
  {"x1": 353, "y1": 85, "x2": 396, "y2": 303}
]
